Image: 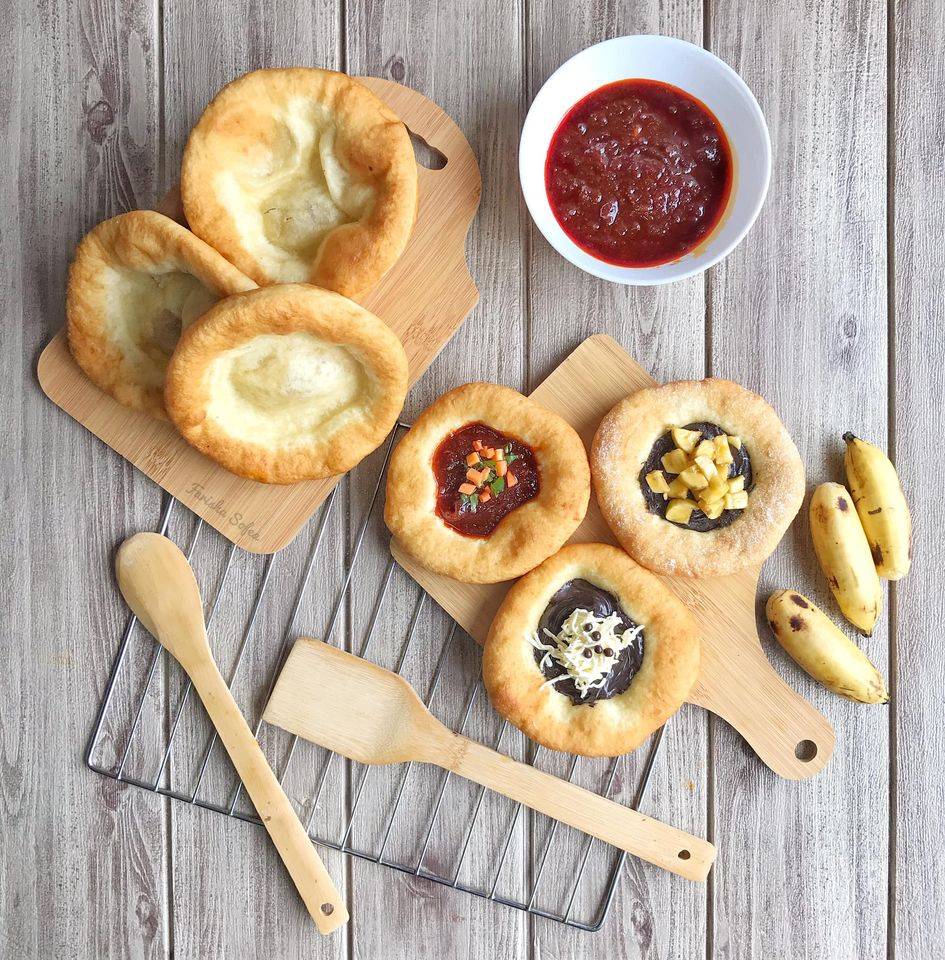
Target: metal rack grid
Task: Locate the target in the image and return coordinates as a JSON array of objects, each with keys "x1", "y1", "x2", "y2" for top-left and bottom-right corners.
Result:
[{"x1": 85, "y1": 424, "x2": 668, "y2": 932}]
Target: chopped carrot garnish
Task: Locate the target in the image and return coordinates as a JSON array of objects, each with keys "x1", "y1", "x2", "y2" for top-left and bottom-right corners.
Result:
[
  {"x1": 479, "y1": 488, "x2": 492, "y2": 503},
  {"x1": 465, "y1": 452, "x2": 480, "y2": 467},
  {"x1": 466, "y1": 468, "x2": 480, "y2": 484},
  {"x1": 482, "y1": 447, "x2": 495, "y2": 460},
  {"x1": 459, "y1": 483, "x2": 476, "y2": 495},
  {"x1": 472, "y1": 440, "x2": 483, "y2": 451},
  {"x1": 496, "y1": 460, "x2": 508, "y2": 477},
  {"x1": 494, "y1": 448, "x2": 505, "y2": 462},
  {"x1": 507, "y1": 472, "x2": 518, "y2": 487}
]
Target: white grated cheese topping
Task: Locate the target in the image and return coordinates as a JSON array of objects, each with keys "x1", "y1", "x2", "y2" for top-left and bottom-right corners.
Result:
[{"x1": 528, "y1": 607, "x2": 643, "y2": 697}]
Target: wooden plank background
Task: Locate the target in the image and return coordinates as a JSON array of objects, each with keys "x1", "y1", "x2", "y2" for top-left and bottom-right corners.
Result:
[{"x1": 2, "y1": 0, "x2": 941, "y2": 958}]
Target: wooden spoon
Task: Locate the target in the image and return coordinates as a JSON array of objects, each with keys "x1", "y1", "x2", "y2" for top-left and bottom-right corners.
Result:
[
  {"x1": 115, "y1": 533, "x2": 349, "y2": 934},
  {"x1": 264, "y1": 637, "x2": 716, "y2": 882}
]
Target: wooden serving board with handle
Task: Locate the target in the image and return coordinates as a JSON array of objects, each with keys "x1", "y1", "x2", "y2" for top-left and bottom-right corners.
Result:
[
  {"x1": 391, "y1": 334, "x2": 836, "y2": 780},
  {"x1": 37, "y1": 78, "x2": 481, "y2": 554}
]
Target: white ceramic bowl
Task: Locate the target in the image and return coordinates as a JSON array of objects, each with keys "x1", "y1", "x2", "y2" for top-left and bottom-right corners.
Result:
[{"x1": 520, "y1": 35, "x2": 771, "y2": 285}]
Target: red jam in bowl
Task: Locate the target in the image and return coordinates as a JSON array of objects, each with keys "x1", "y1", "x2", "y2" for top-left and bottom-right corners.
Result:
[
  {"x1": 433, "y1": 423, "x2": 539, "y2": 538},
  {"x1": 545, "y1": 78, "x2": 733, "y2": 267}
]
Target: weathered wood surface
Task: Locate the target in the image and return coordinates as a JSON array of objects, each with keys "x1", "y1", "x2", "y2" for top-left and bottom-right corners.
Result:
[
  {"x1": 525, "y1": 5, "x2": 709, "y2": 958},
  {"x1": 891, "y1": 0, "x2": 945, "y2": 955},
  {"x1": 1, "y1": 0, "x2": 170, "y2": 958},
  {"x1": 2, "y1": 0, "x2": 940, "y2": 958},
  {"x1": 345, "y1": 3, "x2": 530, "y2": 957},
  {"x1": 159, "y1": 4, "x2": 348, "y2": 958},
  {"x1": 708, "y1": 3, "x2": 891, "y2": 959}
]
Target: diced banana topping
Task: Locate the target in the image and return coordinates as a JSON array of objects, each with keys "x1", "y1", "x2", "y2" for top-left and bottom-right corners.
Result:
[
  {"x1": 527, "y1": 607, "x2": 643, "y2": 696},
  {"x1": 646, "y1": 426, "x2": 748, "y2": 525}
]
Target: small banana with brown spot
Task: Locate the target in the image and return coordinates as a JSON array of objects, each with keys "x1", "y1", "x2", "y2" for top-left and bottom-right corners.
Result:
[
  {"x1": 843, "y1": 432, "x2": 912, "y2": 580},
  {"x1": 809, "y1": 481, "x2": 882, "y2": 635},
  {"x1": 766, "y1": 591, "x2": 888, "y2": 703}
]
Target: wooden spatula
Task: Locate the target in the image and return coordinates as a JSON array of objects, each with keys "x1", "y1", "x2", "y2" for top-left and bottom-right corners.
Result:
[
  {"x1": 264, "y1": 637, "x2": 716, "y2": 882},
  {"x1": 115, "y1": 533, "x2": 349, "y2": 934}
]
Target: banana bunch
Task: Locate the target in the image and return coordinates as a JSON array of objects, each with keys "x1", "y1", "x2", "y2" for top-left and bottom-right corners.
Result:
[
  {"x1": 807, "y1": 434, "x2": 912, "y2": 636},
  {"x1": 766, "y1": 591, "x2": 888, "y2": 704},
  {"x1": 809, "y1": 481, "x2": 882, "y2": 636},
  {"x1": 843, "y1": 433, "x2": 912, "y2": 580},
  {"x1": 768, "y1": 433, "x2": 910, "y2": 703}
]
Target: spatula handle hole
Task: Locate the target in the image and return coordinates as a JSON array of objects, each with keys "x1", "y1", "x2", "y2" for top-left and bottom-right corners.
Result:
[{"x1": 678, "y1": 849, "x2": 691, "y2": 860}]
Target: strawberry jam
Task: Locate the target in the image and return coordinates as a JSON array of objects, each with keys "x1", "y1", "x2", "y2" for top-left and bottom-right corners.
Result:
[
  {"x1": 545, "y1": 78, "x2": 732, "y2": 267},
  {"x1": 433, "y1": 423, "x2": 539, "y2": 538}
]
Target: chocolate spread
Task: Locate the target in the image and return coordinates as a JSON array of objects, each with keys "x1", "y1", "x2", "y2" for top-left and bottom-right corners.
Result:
[
  {"x1": 534, "y1": 578, "x2": 645, "y2": 705},
  {"x1": 639, "y1": 421, "x2": 753, "y2": 532}
]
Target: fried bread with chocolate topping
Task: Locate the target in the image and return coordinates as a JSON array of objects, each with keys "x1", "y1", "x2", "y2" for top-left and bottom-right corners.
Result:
[
  {"x1": 592, "y1": 379, "x2": 805, "y2": 578},
  {"x1": 483, "y1": 543, "x2": 700, "y2": 756}
]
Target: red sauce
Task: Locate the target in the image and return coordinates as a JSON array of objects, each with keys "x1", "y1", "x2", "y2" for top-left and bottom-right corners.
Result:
[
  {"x1": 433, "y1": 423, "x2": 539, "y2": 538},
  {"x1": 545, "y1": 78, "x2": 733, "y2": 267}
]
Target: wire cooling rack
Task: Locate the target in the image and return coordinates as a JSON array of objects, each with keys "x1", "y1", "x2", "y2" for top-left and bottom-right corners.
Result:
[{"x1": 85, "y1": 424, "x2": 669, "y2": 931}]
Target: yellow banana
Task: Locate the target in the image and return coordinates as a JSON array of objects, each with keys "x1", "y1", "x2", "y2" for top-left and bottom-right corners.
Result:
[
  {"x1": 766, "y1": 591, "x2": 888, "y2": 703},
  {"x1": 809, "y1": 481, "x2": 882, "y2": 635},
  {"x1": 843, "y1": 432, "x2": 912, "y2": 580}
]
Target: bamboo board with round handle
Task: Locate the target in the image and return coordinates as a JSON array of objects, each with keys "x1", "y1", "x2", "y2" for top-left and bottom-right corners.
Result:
[
  {"x1": 390, "y1": 334, "x2": 836, "y2": 780},
  {"x1": 263, "y1": 637, "x2": 716, "y2": 882},
  {"x1": 37, "y1": 78, "x2": 481, "y2": 554},
  {"x1": 115, "y1": 533, "x2": 349, "y2": 934}
]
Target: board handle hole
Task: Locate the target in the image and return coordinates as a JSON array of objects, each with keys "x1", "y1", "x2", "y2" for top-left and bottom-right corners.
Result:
[
  {"x1": 409, "y1": 129, "x2": 447, "y2": 170},
  {"x1": 795, "y1": 739, "x2": 818, "y2": 762},
  {"x1": 678, "y1": 849, "x2": 691, "y2": 860}
]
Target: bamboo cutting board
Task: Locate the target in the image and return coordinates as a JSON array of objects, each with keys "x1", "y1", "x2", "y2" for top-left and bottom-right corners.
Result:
[
  {"x1": 37, "y1": 78, "x2": 481, "y2": 554},
  {"x1": 392, "y1": 335, "x2": 835, "y2": 780}
]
